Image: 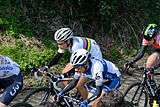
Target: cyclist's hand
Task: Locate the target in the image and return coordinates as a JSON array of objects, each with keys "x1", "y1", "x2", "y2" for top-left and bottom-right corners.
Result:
[
  {"x1": 124, "y1": 61, "x2": 134, "y2": 69},
  {"x1": 146, "y1": 68, "x2": 154, "y2": 74},
  {"x1": 80, "y1": 100, "x2": 88, "y2": 107},
  {"x1": 56, "y1": 92, "x2": 64, "y2": 101},
  {"x1": 38, "y1": 66, "x2": 48, "y2": 73},
  {"x1": 123, "y1": 61, "x2": 134, "y2": 75}
]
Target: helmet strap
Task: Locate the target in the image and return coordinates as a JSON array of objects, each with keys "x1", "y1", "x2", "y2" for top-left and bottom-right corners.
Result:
[
  {"x1": 66, "y1": 39, "x2": 72, "y2": 47},
  {"x1": 85, "y1": 60, "x2": 91, "y2": 70}
]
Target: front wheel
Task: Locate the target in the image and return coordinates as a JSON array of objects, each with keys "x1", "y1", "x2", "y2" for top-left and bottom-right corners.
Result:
[
  {"x1": 123, "y1": 82, "x2": 148, "y2": 107},
  {"x1": 22, "y1": 87, "x2": 54, "y2": 107},
  {"x1": 11, "y1": 102, "x2": 33, "y2": 107}
]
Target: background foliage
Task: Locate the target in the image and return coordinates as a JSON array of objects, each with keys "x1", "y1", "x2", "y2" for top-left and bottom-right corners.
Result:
[{"x1": 0, "y1": 0, "x2": 160, "y2": 73}]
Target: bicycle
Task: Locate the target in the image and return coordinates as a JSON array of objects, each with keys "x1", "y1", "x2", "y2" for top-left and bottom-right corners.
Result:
[
  {"x1": 22, "y1": 67, "x2": 82, "y2": 107},
  {"x1": 22, "y1": 67, "x2": 123, "y2": 107},
  {"x1": 123, "y1": 65, "x2": 160, "y2": 107}
]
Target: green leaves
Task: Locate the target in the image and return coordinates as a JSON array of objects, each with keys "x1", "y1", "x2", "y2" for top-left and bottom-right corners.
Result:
[
  {"x1": 0, "y1": 35, "x2": 56, "y2": 74},
  {"x1": 0, "y1": 0, "x2": 159, "y2": 70}
]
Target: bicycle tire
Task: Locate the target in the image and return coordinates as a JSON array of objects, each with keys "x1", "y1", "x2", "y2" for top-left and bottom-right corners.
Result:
[
  {"x1": 22, "y1": 87, "x2": 53, "y2": 107},
  {"x1": 123, "y1": 82, "x2": 148, "y2": 107},
  {"x1": 11, "y1": 102, "x2": 33, "y2": 107}
]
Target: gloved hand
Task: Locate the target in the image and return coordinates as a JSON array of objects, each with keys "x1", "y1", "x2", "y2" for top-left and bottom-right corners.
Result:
[
  {"x1": 123, "y1": 61, "x2": 134, "y2": 75},
  {"x1": 38, "y1": 66, "x2": 48, "y2": 72},
  {"x1": 56, "y1": 92, "x2": 64, "y2": 101},
  {"x1": 80, "y1": 100, "x2": 88, "y2": 107},
  {"x1": 124, "y1": 60, "x2": 134, "y2": 68},
  {"x1": 146, "y1": 67, "x2": 154, "y2": 74}
]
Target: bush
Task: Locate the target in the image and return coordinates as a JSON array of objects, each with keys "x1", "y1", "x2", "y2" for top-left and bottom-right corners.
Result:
[{"x1": 0, "y1": 35, "x2": 57, "y2": 74}]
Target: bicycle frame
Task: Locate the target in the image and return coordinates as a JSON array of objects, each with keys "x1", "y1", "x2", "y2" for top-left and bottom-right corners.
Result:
[
  {"x1": 135, "y1": 69, "x2": 160, "y2": 106},
  {"x1": 33, "y1": 70, "x2": 81, "y2": 107}
]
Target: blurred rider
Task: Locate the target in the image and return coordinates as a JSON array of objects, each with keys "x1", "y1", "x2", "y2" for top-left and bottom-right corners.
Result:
[
  {"x1": 125, "y1": 24, "x2": 160, "y2": 69},
  {"x1": 0, "y1": 55, "x2": 23, "y2": 107}
]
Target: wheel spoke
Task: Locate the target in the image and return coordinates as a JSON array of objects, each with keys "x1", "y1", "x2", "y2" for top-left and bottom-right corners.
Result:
[
  {"x1": 123, "y1": 82, "x2": 148, "y2": 107},
  {"x1": 23, "y1": 87, "x2": 53, "y2": 107}
]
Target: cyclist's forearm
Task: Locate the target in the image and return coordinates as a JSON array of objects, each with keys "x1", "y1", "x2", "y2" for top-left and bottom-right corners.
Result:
[
  {"x1": 132, "y1": 45, "x2": 147, "y2": 63},
  {"x1": 60, "y1": 78, "x2": 79, "y2": 94},
  {"x1": 47, "y1": 53, "x2": 64, "y2": 67},
  {"x1": 87, "y1": 85, "x2": 103, "y2": 103},
  {"x1": 62, "y1": 63, "x2": 74, "y2": 74}
]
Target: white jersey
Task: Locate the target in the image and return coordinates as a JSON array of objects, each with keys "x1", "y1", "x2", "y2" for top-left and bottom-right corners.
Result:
[
  {"x1": 58, "y1": 36, "x2": 102, "y2": 60},
  {"x1": 0, "y1": 56, "x2": 20, "y2": 78},
  {"x1": 74, "y1": 58, "x2": 121, "y2": 86}
]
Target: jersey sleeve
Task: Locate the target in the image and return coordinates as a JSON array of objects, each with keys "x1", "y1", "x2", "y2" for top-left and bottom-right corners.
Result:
[
  {"x1": 47, "y1": 52, "x2": 64, "y2": 67},
  {"x1": 6, "y1": 56, "x2": 20, "y2": 67},
  {"x1": 92, "y1": 62, "x2": 104, "y2": 86},
  {"x1": 70, "y1": 42, "x2": 81, "y2": 53}
]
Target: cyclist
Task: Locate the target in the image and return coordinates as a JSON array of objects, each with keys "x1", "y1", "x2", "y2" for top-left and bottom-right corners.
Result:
[
  {"x1": 0, "y1": 55, "x2": 23, "y2": 107},
  {"x1": 56, "y1": 49, "x2": 121, "y2": 107},
  {"x1": 39, "y1": 28, "x2": 103, "y2": 99},
  {"x1": 125, "y1": 23, "x2": 160, "y2": 69},
  {"x1": 40, "y1": 27, "x2": 102, "y2": 73}
]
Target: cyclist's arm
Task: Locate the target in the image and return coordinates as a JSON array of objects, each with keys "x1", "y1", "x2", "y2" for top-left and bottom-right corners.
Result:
[
  {"x1": 59, "y1": 73, "x2": 80, "y2": 94},
  {"x1": 87, "y1": 85, "x2": 103, "y2": 103},
  {"x1": 62, "y1": 63, "x2": 74, "y2": 74},
  {"x1": 131, "y1": 45, "x2": 148, "y2": 63},
  {"x1": 87, "y1": 74, "x2": 103, "y2": 103},
  {"x1": 47, "y1": 52, "x2": 64, "y2": 68},
  {"x1": 60, "y1": 78, "x2": 78, "y2": 94}
]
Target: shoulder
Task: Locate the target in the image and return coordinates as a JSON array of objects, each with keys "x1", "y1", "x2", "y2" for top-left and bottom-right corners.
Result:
[
  {"x1": 104, "y1": 59, "x2": 119, "y2": 70},
  {"x1": 91, "y1": 59, "x2": 103, "y2": 70},
  {"x1": 72, "y1": 36, "x2": 81, "y2": 43},
  {"x1": 2, "y1": 56, "x2": 13, "y2": 63},
  {"x1": 73, "y1": 36, "x2": 81, "y2": 40},
  {"x1": 6, "y1": 56, "x2": 19, "y2": 66},
  {"x1": 71, "y1": 37, "x2": 83, "y2": 50},
  {"x1": 155, "y1": 34, "x2": 160, "y2": 40}
]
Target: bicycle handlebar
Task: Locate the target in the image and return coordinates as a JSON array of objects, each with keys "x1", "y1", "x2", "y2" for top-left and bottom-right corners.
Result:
[
  {"x1": 123, "y1": 63, "x2": 145, "y2": 76},
  {"x1": 30, "y1": 66, "x2": 74, "y2": 82},
  {"x1": 123, "y1": 62, "x2": 160, "y2": 76}
]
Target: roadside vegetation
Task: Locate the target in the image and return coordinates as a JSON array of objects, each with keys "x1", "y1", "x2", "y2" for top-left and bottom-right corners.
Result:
[{"x1": 0, "y1": 0, "x2": 159, "y2": 74}]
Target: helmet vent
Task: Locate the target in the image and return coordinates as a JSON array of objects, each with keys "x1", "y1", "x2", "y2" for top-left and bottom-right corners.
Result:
[
  {"x1": 70, "y1": 49, "x2": 89, "y2": 66},
  {"x1": 79, "y1": 55, "x2": 86, "y2": 64}
]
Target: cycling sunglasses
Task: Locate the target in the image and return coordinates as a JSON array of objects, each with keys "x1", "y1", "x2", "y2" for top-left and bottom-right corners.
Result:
[
  {"x1": 74, "y1": 63, "x2": 87, "y2": 68},
  {"x1": 57, "y1": 42, "x2": 66, "y2": 45}
]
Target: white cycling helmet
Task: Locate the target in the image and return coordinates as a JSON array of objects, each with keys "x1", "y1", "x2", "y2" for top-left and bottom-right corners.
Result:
[
  {"x1": 54, "y1": 28, "x2": 73, "y2": 42},
  {"x1": 70, "y1": 49, "x2": 90, "y2": 66}
]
